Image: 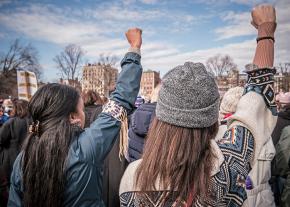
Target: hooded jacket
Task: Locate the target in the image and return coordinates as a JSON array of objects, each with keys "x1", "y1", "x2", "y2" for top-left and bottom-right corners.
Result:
[{"x1": 128, "y1": 102, "x2": 156, "y2": 162}]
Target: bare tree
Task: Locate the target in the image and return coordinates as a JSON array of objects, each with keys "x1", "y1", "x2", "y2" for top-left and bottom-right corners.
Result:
[
  {"x1": 277, "y1": 63, "x2": 290, "y2": 74},
  {"x1": 206, "y1": 54, "x2": 237, "y2": 77},
  {"x1": 98, "y1": 53, "x2": 118, "y2": 67},
  {"x1": 54, "y1": 44, "x2": 84, "y2": 80},
  {"x1": 0, "y1": 39, "x2": 42, "y2": 78}
]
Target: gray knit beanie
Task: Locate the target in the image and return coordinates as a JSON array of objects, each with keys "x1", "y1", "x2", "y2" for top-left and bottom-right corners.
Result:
[{"x1": 156, "y1": 62, "x2": 220, "y2": 128}]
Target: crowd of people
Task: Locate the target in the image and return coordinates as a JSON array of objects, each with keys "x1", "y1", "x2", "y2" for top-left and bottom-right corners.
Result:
[{"x1": 0, "y1": 3, "x2": 289, "y2": 207}]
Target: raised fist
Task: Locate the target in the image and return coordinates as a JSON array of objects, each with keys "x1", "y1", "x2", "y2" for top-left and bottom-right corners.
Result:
[
  {"x1": 251, "y1": 4, "x2": 276, "y2": 28},
  {"x1": 125, "y1": 28, "x2": 142, "y2": 49}
]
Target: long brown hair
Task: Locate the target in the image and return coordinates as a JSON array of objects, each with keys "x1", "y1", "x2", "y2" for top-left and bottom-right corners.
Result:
[
  {"x1": 12, "y1": 99, "x2": 29, "y2": 118},
  {"x1": 135, "y1": 118, "x2": 218, "y2": 205},
  {"x1": 82, "y1": 90, "x2": 103, "y2": 106}
]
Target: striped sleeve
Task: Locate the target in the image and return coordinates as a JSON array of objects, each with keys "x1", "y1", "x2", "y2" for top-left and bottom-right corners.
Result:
[{"x1": 203, "y1": 126, "x2": 254, "y2": 206}]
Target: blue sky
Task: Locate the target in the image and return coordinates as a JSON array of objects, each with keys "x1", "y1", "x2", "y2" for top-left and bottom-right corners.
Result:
[{"x1": 0, "y1": 0, "x2": 289, "y2": 82}]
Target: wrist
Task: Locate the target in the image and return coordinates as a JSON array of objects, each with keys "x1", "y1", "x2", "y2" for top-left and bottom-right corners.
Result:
[
  {"x1": 244, "y1": 68, "x2": 277, "y2": 115},
  {"x1": 257, "y1": 22, "x2": 276, "y2": 39},
  {"x1": 128, "y1": 47, "x2": 141, "y2": 56},
  {"x1": 130, "y1": 43, "x2": 141, "y2": 49}
]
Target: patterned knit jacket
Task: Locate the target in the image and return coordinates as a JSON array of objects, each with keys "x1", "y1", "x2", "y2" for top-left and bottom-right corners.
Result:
[{"x1": 119, "y1": 69, "x2": 277, "y2": 206}]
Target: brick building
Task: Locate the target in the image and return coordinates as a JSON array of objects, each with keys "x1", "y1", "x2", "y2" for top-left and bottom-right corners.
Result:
[
  {"x1": 274, "y1": 73, "x2": 290, "y2": 92},
  {"x1": 140, "y1": 70, "x2": 161, "y2": 100},
  {"x1": 216, "y1": 70, "x2": 247, "y2": 96},
  {"x1": 82, "y1": 64, "x2": 118, "y2": 97},
  {"x1": 217, "y1": 71, "x2": 290, "y2": 96}
]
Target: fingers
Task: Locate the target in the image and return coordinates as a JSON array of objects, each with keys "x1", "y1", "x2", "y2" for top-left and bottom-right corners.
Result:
[
  {"x1": 251, "y1": 4, "x2": 276, "y2": 29},
  {"x1": 251, "y1": 20, "x2": 258, "y2": 29},
  {"x1": 125, "y1": 27, "x2": 142, "y2": 49}
]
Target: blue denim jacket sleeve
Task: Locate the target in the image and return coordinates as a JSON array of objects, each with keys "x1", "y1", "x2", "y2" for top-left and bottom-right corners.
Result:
[
  {"x1": 76, "y1": 52, "x2": 142, "y2": 164},
  {"x1": 8, "y1": 154, "x2": 23, "y2": 207},
  {"x1": 110, "y1": 52, "x2": 142, "y2": 114}
]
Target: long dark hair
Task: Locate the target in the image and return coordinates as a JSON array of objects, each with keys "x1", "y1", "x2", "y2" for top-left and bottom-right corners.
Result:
[
  {"x1": 21, "y1": 83, "x2": 82, "y2": 207},
  {"x1": 135, "y1": 118, "x2": 218, "y2": 205}
]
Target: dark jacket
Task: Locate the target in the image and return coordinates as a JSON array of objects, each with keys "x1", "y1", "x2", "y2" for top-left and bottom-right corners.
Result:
[
  {"x1": 272, "y1": 110, "x2": 290, "y2": 145},
  {"x1": 0, "y1": 117, "x2": 29, "y2": 207},
  {"x1": 84, "y1": 104, "x2": 103, "y2": 128},
  {"x1": 8, "y1": 52, "x2": 142, "y2": 207},
  {"x1": 0, "y1": 117, "x2": 29, "y2": 177},
  {"x1": 272, "y1": 125, "x2": 290, "y2": 207},
  {"x1": 128, "y1": 102, "x2": 156, "y2": 162},
  {"x1": 102, "y1": 138, "x2": 128, "y2": 207}
]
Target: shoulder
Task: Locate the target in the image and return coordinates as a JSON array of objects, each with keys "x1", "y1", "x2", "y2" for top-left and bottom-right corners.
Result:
[
  {"x1": 281, "y1": 125, "x2": 290, "y2": 136},
  {"x1": 217, "y1": 125, "x2": 254, "y2": 154},
  {"x1": 134, "y1": 103, "x2": 155, "y2": 114},
  {"x1": 276, "y1": 126, "x2": 290, "y2": 148},
  {"x1": 4, "y1": 117, "x2": 14, "y2": 124},
  {"x1": 119, "y1": 159, "x2": 142, "y2": 195},
  {"x1": 209, "y1": 126, "x2": 254, "y2": 206}
]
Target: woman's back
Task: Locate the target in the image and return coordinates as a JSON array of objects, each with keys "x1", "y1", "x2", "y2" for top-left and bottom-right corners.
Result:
[{"x1": 8, "y1": 27, "x2": 143, "y2": 207}]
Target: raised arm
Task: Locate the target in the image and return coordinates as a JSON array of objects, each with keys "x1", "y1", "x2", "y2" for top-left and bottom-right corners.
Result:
[
  {"x1": 110, "y1": 28, "x2": 143, "y2": 112},
  {"x1": 78, "y1": 28, "x2": 143, "y2": 163},
  {"x1": 211, "y1": 5, "x2": 277, "y2": 206},
  {"x1": 252, "y1": 5, "x2": 276, "y2": 68},
  {"x1": 229, "y1": 4, "x2": 277, "y2": 132}
]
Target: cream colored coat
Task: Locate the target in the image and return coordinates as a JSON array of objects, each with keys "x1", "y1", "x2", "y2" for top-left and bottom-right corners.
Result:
[{"x1": 228, "y1": 92, "x2": 277, "y2": 207}]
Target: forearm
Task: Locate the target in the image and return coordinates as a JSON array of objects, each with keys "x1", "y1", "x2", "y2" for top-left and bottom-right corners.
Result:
[
  {"x1": 253, "y1": 22, "x2": 276, "y2": 68},
  {"x1": 110, "y1": 48, "x2": 142, "y2": 114}
]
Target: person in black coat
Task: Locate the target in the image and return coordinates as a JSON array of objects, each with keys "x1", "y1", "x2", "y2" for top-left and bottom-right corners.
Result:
[{"x1": 0, "y1": 99, "x2": 29, "y2": 206}]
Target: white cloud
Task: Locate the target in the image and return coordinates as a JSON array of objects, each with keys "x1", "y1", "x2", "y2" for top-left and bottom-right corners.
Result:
[
  {"x1": 0, "y1": 0, "x2": 288, "y2": 81},
  {"x1": 0, "y1": 0, "x2": 12, "y2": 7},
  {"x1": 215, "y1": 0, "x2": 290, "y2": 39},
  {"x1": 140, "y1": 0, "x2": 158, "y2": 4},
  {"x1": 0, "y1": 3, "x2": 206, "y2": 45},
  {"x1": 213, "y1": 0, "x2": 290, "y2": 69},
  {"x1": 141, "y1": 40, "x2": 255, "y2": 75},
  {"x1": 0, "y1": 5, "x2": 106, "y2": 45},
  {"x1": 230, "y1": 0, "x2": 275, "y2": 6},
  {"x1": 0, "y1": 2, "x2": 213, "y2": 60},
  {"x1": 195, "y1": 0, "x2": 275, "y2": 6},
  {"x1": 215, "y1": 11, "x2": 256, "y2": 40},
  {"x1": 142, "y1": 35, "x2": 289, "y2": 77}
]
